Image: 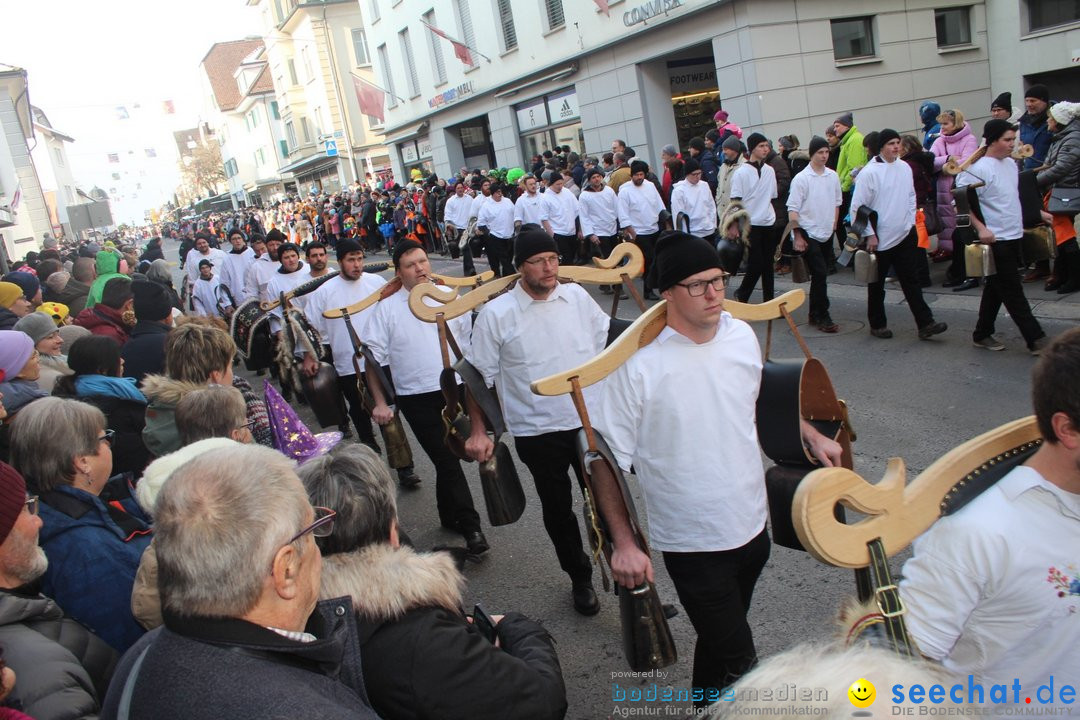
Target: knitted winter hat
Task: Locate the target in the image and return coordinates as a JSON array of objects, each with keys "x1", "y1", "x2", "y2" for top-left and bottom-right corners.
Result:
[
  {"x1": 514, "y1": 229, "x2": 559, "y2": 267},
  {"x1": 834, "y1": 112, "x2": 854, "y2": 129},
  {"x1": 808, "y1": 136, "x2": 830, "y2": 157},
  {"x1": 1049, "y1": 101, "x2": 1079, "y2": 126},
  {"x1": 649, "y1": 232, "x2": 723, "y2": 292},
  {"x1": 0, "y1": 462, "x2": 27, "y2": 546},
  {"x1": 0, "y1": 331, "x2": 33, "y2": 380},
  {"x1": 0, "y1": 283, "x2": 21, "y2": 309},
  {"x1": 991, "y1": 92, "x2": 1012, "y2": 111},
  {"x1": 136, "y1": 437, "x2": 239, "y2": 514},
  {"x1": 1024, "y1": 84, "x2": 1049, "y2": 103},
  {"x1": 2, "y1": 272, "x2": 39, "y2": 301},
  {"x1": 14, "y1": 312, "x2": 59, "y2": 345}
]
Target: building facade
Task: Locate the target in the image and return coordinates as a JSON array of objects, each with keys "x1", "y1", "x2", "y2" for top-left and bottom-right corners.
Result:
[
  {"x1": 250, "y1": 0, "x2": 388, "y2": 196},
  {"x1": 30, "y1": 106, "x2": 81, "y2": 239},
  {"x1": 0, "y1": 65, "x2": 50, "y2": 263},
  {"x1": 363, "y1": 0, "x2": 1011, "y2": 183},
  {"x1": 986, "y1": 0, "x2": 1080, "y2": 107}
]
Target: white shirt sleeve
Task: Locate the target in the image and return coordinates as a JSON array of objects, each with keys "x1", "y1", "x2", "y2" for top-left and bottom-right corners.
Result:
[
  {"x1": 364, "y1": 300, "x2": 391, "y2": 367},
  {"x1": 594, "y1": 361, "x2": 645, "y2": 473},
  {"x1": 786, "y1": 174, "x2": 806, "y2": 214},
  {"x1": 730, "y1": 166, "x2": 748, "y2": 200},
  {"x1": 468, "y1": 307, "x2": 500, "y2": 388},
  {"x1": 849, "y1": 169, "x2": 875, "y2": 237}
]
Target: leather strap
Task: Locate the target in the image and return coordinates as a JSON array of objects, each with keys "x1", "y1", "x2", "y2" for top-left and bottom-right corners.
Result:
[{"x1": 866, "y1": 537, "x2": 916, "y2": 657}]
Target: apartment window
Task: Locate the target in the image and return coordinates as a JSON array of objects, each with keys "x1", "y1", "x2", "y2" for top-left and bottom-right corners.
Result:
[
  {"x1": 53, "y1": 147, "x2": 64, "y2": 166},
  {"x1": 271, "y1": 100, "x2": 280, "y2": 120},
  {"x1": 423, "y1": 10, "x2": 448, "y2": 84},
  {"x1": 273, "y1": 0, "x2": 285, "y2": 23},
  {"x1": 279, "y1": 139, "x2": 289, "y2": 158},
  {"x1": 1028, "y1": 0, "x2": 1080, "y2": 30},
  {"x1": 352, "y1": 28, "x2": 370, "y2": 66},
  {"x1": 377, "y1": 44, "x2": 398, "y2": 107},
  {"x1": 454, "y1": 0, "x2": 476, "y2": 67},
  {"x1": 224, "y1": 159, "x2": 238, "y2": 178},
  {"x1": 398, "y1": 28, "x2": 421, "y2": 97},
  {"x1": 544, "y1": 0, "x2": 565, "y2": 31},
  {"x1": 497, "y1": 0, "x2": 517, "y2": 51},
  {"x1": 300, "y1": 117, "x2": 312, "y2": 143},
  {"x1": 935, "y1": 7, "x2": 972, "y2": 47},
  {"x1": 301, "y1": 47, "x2": 313, "y2": 82},
  {"x1": 369, "y1": 0, "x2": 380, "y2": 22},
  {"x1": 287, "y1": 58, "x2": 299, "y2": 86},
  {"x1": 831, "y1": 17, "x2": 875, "y2": 60},
  {"x1": 285, "y1": 121, "x2": 296, "y2": 149},
  {"x1": 256, "y1": 147, "x2": 267, "y2": 166},
  {"x1": 250, "y1": 108, "x2": 261, "y2": 128}
]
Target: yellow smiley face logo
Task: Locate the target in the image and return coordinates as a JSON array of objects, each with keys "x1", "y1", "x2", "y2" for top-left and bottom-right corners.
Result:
[{"x1": 848, "y1": 678, "x2": 876, "y2": 708}]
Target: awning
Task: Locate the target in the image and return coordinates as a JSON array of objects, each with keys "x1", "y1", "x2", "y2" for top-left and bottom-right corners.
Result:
[
  {"x1": 243, "y1": 177, "x2": 283, "y2": 192},
  {"x1": 382, "y1": 120, "x2": 429, "y2": 146},
  {"x1": 278, "y1": 153, "x2": 339, "y2": 176}
]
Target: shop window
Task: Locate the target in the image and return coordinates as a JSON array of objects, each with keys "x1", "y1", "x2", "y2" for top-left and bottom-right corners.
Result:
[
  {"x1": 936, "y1": 7, "x2": 972, "y2": 47},
  {"x1": 544, "y1": 0, "x2": 565, "y2": 31},
  {"x1": 454, "y1": 0, "x2": 477, "y2": 67},
  {"x1": 399, "y1": 28, "x2": 421, "y2": 98},
  {"x1": 831, "y1": 16, "x2": 876, "y2": 61},
  {"x1": 352, "y1": 28, "x2": 370, "y2": 66},
  {"x1": 424, "y1": 10, "x2": 448, "y2": 84},
  {"x1": 498, "y1": 0, "x2": 518, "y2": 51},
  {"x1": 1027, "y1": 0, "x2": 1080, "y2": 31},
  {"x1": 378, "y1": 44, "x2": 398, "y2": 107}
]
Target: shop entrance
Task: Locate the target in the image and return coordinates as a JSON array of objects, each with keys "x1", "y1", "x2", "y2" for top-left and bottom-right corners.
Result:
[
  {"x1": 453, "y1": 116, "x2": 496, "y2": 171},
  {"x1": 666, "y1": 45, "x2": 719, "y2": 151}
]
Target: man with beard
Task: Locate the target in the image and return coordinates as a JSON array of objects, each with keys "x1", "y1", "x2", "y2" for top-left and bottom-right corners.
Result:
[
  {"x1": 0, "y1": 462, "x2": 118, "y2": 718},
  {"x1": 617, "y1": 160, "x2": 667, "y2": 300},
  {"x1": 243, "y1": 232, "x2": 279, "y2": 302},
  {"x1": 476, "y1": 183, "x2": 517, "y2": 278},
  {"x1": 578, "y1": 168, "x2": 621, "y2": 294},
  {"x1": 513, "y1": 175, "x2": 552, "y2": 235},
  {"x1": 220, "y1": 230, "x2": 255, "y2": 304},
  {"x1": 301, "y1": 239, "x2": 420, "y2": 486},
  {"x1": 542, "y1": 173, "x2": 582, "y2": 265},
  {"x1": 365, "y1": 241, "x2": 487, "y2": 554},
  {"x1": 467, "y1": 231, "x2": 609, "y2": 616}
]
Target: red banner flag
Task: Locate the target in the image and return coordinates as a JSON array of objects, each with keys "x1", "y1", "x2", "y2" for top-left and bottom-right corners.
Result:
[
  {"x1": 352, "y1": 75, "x2": 385, "y2": 123},
  {"x1": 593, "y1": 0, "x2": 610, "y2": 15},
  {"x1": 420, "y1": 20, "x2": 474, "y2": 66}
]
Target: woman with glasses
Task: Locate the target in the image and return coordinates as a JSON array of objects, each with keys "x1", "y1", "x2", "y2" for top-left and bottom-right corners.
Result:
[
  {"x1": 299, "y1": 444, "x2": 568, "y2": 720},
  {"x1": 7, "y1": 397, "x2": 152, "y2": 653},
  {"x1": 53, "y1": 336, "x2": 151, "y2": 476}
]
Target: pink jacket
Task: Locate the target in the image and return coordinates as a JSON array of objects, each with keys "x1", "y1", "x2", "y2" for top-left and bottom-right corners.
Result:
[{"x1": 930, "y1": 122, "x2": 978, "y2": 171}]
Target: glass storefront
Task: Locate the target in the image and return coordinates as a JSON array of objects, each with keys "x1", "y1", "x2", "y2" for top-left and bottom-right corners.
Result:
[
  {"x1": 667, "y1": 55, "x2": 719, "y2": 150},
  {"x1": 515, "y1": 88, "x2": 584, "y2": 167}
]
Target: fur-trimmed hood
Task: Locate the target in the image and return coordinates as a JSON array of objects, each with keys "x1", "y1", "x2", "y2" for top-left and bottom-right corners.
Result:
[
  {"x1": 140, "y1": 374, "x2": 206, "y2": 407},
  {"x1": 320, "y1": 543, "x2": 464, "y2": 622},
  {"x1": 718, "y1": 201, "x2": 752, "y2": 247}
]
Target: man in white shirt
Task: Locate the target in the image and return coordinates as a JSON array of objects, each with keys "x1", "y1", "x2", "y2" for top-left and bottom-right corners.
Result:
[
  {"x1": 191, "y1": 259, "x2": 231, "y2": 318},
  {"x1": 243, "y1": 231, "x2": 281, "y2": 302},
  {"x1": 300, "y1": 238, "x2": 420, "y2": 485},
  {"x1": 730, "y1": 132, "x2": 779, "y2": 303},
  {"x1": 787, "y1": 136, "x2": 843, "y2": 333},
  {"x1": 900, "y1": 328, "x2": 1080, "y2": 701},
  {"x1": 670, "y1": 157, "x2": 718, "y2": 242},
  {"x1": 263, "y1": 243, "x2": 310, "y2": 336},
  {"x1": 182, "y1": 235, "x2": 229, "y2": 287},
  {"x1": 956, "y1": 119, "x2": 1046, "y2": 353},
  {"x1": 366, "y1": 240, "x2": 487, "y2": 555},
  {"x1": 467, "y1": 230, "x2": 610, "y2": 616},
  {"x1": 476, "y1": 183, "x2": 517, "y2": 277},
  {"x1": 591, "y1": 232, "x2": 842, "y2": 708},
  {"x1": 851, "y1": 128, "x2": 946, "y2": 340},
  {"x1": 443, "y1": 181, "x2": 477, "y2": 275},
  {"x1": 579, "y1": 168, "x2": 623, "y2": 296},
  {"x1": 513, "y1": 175, "x2": 552, "y2": 235},
  {"x1": 617, "y1": 160, "x2": 668, "y2": 300},
  {"x1": 220, "y1": 230, "x2": 256, "y2": 304},
  {"x1": 542, "y1": 174, "x2": 582, "y2": 266}
]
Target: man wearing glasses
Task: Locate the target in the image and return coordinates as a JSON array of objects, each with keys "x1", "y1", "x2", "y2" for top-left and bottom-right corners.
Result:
[
  {"x1": 467, "y1": 230, "x2": 610, "y2": 617},
  {"x1": 101, "y1": 445, "x2": 379, "y2": 720},
  {"x1": 591, "y1": 232, "x2": 842, "y2": 709},
  {"x1": 0, "y1": 461, "x2": 117, "y2": 718}
]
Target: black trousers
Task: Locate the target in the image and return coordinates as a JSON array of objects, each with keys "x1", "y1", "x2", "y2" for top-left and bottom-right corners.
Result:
[
  {"x1": 736, "y1": 225, "x2": 779, "y2": 302},
  {"x1": 868, "y1": 229, "x2": 936, "y2": 330},
  {"x1": 396, "y1": 391, "x2": 481, "y2": 534},
  {"x1": 553, "y1": 233, "x2": 578, "y2": 266},
  {"x1": 803, "y1": 236, "x2": 834, "y2": 322},
  {"x1": 486, "y1": 235, "x2": 515, "y2": 277},
  {"x1": 663, "y1": 529, "x2": 771, "y2": 703},
  {"x1": 336, "y1": 373, "x2": 376, "y2": 445},
  {"x1": 596, "y1": 233, "x2": 619, "y2": 260},
  {"x1": 633, "y1": 232, "x2": 660, "y2": 293},
  {"x1": 514, "y1": 430, "x2": 592, "y2": 583},
  {"x1": 834, "y1": 189, "x2": 853, "y2": 257},
  {"x1": 974, "y1": 240, "x2": 1044, "y2": 345}
]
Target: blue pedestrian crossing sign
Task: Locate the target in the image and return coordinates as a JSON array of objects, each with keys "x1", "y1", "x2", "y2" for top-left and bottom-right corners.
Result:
[{"x1": 324, "y1": 139, "x2": 338, "y2": 157}]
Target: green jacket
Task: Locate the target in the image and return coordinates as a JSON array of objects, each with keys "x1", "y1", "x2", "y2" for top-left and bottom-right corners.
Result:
[
  {"x1": 86, "y1": 251, "x2": 127, "y2": 309},
  {"x1": 836, "y1": 126, "x2": 867, "y2": 192}
]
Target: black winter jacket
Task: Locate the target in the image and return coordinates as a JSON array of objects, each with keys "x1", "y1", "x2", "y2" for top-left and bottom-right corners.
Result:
[{"x1": 120, "y1": 322, "x2": 169, "y2": 384}]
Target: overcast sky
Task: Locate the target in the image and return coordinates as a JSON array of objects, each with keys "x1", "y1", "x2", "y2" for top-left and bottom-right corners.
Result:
[{"x1": 5, "y1": 1, "x2": 264, "y2": 222}]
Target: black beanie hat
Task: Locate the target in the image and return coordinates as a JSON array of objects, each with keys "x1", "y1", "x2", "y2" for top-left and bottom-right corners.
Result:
[
  {"x1": 265, "y1": 228, "x2": 286, "y2": 243},
  {"x1": 392, "y1": 240, "x2": 424, "y2": 268},
  {"x1": 746, "y1": 132, "x2": 768, "y2": 151},
  {"x1": 1025, "y1": 84, "x2": 1049, "y2": 103},
  {"x1": 335, "y1": 238, "x2": 364, "y2": 261},
  {"x1": 808, "y1": 135, "x2": 829, "y2": 157},
  {"x1": 991, "y1": 92, "x2": 1012, "y2": 111},
  {"x1": 648, "y1": 231, "x2": 723, "y2": 292},
  {"x1": 585, "y1": 167, "x2": 604, "y2": 181},
  {"x1": 514, "y1": 229, "x2": 559, "y2": 267},
  {"x1": 982, "y1": 118, "x2": 1015, "y2": 144},
  {"x1": 132, "y1": 279, "x2": 172, "y2": 321},
  {"x1": 878, "y1": 128, "x2": 901, "y2": 147},
  {"x1": 630, "y1": 160, "x2": 649, "y2": 175},
  {"x1": 682, "y1": 157, "x2": 701, "y2": 175}
]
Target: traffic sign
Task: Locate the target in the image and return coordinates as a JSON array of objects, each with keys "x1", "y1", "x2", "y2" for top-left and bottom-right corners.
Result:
[{"x1": 324, "y1": 140, "x2": 338, "y2": 157}]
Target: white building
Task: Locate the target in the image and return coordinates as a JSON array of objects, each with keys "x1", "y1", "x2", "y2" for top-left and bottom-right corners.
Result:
[
  {"x1": 200, "y1": 39, "x2": 291, "y2": 208},
  {"x1": 249, "y1": 0, "x2": 388, "y2": 195},
  {"x1": 363, "y1": 0, "x2": 1071, "y2": 182},
  {"x1": 0, "y1": 64, "x2": 50, "y2": 263},
  {"x1": 986, "y1": 1, "x2": 1080, "y2": 107},
  {"x1": 30, "y1": 106, "x2": 81, "y2": 239}
]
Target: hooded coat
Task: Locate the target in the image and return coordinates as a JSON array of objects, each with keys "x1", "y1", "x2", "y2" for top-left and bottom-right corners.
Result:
[
  {"x1": 73, "y1": 304, "x2": 130, "y2": 345},
  {"x1": 930, "y1": 122, "x2": 979, "y2": 253},
  {"x1": 1036, "y1": 117, "x2": 1080, "y2": 191},
  {"x1": 0, "y1": 589, "x2": 117, "y2": 720},
  {"x1": 919, "y1": 101, "x2": 942, "y2": 150},
  {"x1": 836, "y1": 126, "x2": 867, "y2": 192},
  {"x1": 85, "y1": 253, "x2": 126, "y2": 309},
  {"x1": 320, "y1": 544, "x2": 568, "y2": 720}
]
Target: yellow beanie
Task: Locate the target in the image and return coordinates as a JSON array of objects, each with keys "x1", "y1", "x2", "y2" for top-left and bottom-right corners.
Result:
[{"x1": 0, "y1": 282, "x2": 22, "y2": 309}]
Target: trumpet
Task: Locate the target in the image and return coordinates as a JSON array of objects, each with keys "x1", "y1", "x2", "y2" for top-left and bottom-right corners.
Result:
[{"x1": 944, "y1": 144, "x2": 1034, "y2": 175}]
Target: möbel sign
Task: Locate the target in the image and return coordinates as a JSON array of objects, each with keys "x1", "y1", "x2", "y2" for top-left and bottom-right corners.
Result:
[{"x1": 623, "y1": 0, "x2": 683, "y2": 27}]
